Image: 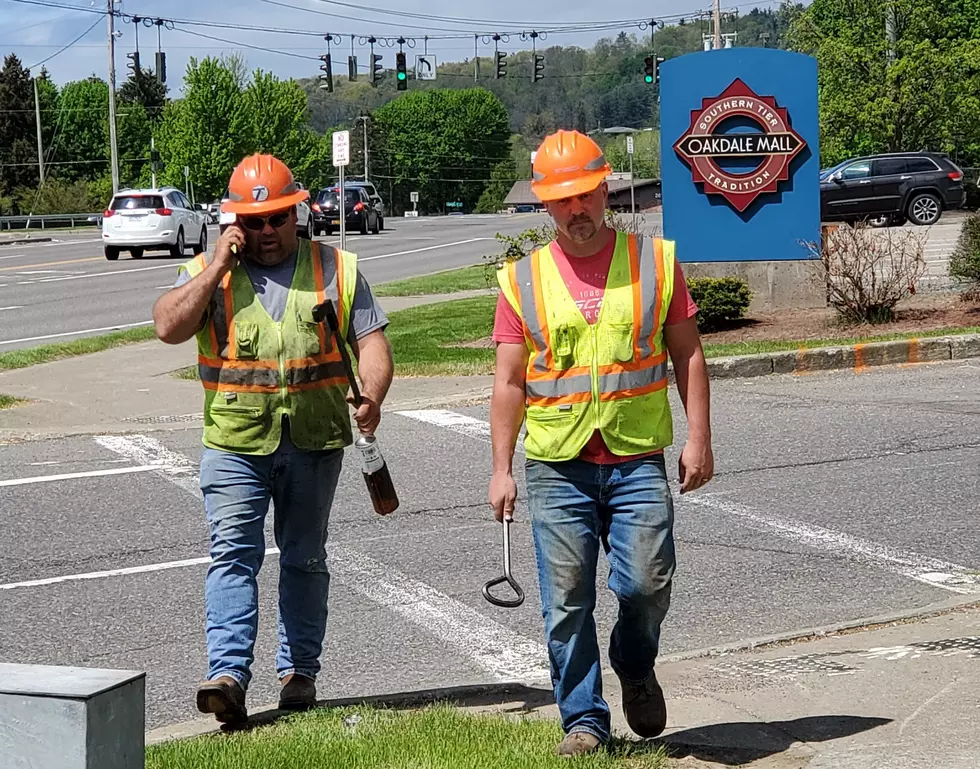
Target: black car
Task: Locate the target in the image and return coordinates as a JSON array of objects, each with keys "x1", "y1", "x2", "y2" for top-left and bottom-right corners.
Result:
[
  {"x1": 312, "y1": 186, "x2": 381, "y2": 236},
  {"x1": 820, "y1": 151, "x2": 966, "y2": 226}
]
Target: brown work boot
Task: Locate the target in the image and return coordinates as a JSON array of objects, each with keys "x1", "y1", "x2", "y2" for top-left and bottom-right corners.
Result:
[
  {"x1": 196, "y1": 676, "x2": 247, "y2": 725},
  {"x1": 279, "y1": 673, "x2": 317, "y2": 711},
  {"x1": 556, "y1": 731, "x2": 602, "y2": 757},
  {"x1": 618, "y1": 670, "x2": 667, "y2": 738}
]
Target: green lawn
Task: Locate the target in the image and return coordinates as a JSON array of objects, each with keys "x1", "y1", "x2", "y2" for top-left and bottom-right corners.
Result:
[
  {"x1": 0, "y1": 326, "x2": 157, "y2": 372},
  {"x1": 374, "y1": 265, "x2": 493, "y2": 297},
  {"x1": 146, "y1": 705, "x2": 666, "y2": 769},
  {"x1": 0, "y1": 394, "x2": 26, "y2": 409}
]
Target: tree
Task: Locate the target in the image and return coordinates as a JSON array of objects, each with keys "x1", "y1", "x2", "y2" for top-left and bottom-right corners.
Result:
[
  {"x1": 373, "y1": 88, "x2": 511, "y2": 214},
  {"x1": 118, "y1": 65, "x2": 167, "y2": 124},
  {"x1": 789, "y1": 0, "x2": 980, "y2": 166},
  {"x1": 53, "y1": 78, "x2": 110, "y2": 183},
  {"x1": 475, "y1": 158, "x2": 518, "y2": 213},
  {"x1": 0, "y1": 55, "x2": 38, "y2": 200}
]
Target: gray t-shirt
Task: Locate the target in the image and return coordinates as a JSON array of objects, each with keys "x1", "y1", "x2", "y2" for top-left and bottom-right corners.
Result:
[{"x1": 174, "y1": 251, "x2": 388, "y2": 341}]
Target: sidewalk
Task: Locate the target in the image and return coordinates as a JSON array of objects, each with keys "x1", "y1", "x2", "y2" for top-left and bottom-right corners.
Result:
[{"x1": 0, "y1": 291, "x2": 495, "y2": 442}]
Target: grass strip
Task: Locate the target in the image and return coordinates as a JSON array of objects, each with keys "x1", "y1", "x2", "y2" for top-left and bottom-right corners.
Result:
[
  {"x1": 0, "y1": 394, "x2": 26, "y2": 409},
  {"x1": 0, "y1": 326, "x2": 157, "y2": 372},
  {"x1": 373, "y1": 265, "x2": 493, "y2": 297},
  {"x1": 145, "y1": 705, "x2": 666, "y2": 769}
]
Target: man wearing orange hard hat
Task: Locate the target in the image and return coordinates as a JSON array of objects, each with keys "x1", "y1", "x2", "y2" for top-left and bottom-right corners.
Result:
[
  {"x1": 152, "y1": 154, "x2": 393, "y2": 725},
  {"x1": 489, "y1": 130, "x2": 714, "y2": 756}
]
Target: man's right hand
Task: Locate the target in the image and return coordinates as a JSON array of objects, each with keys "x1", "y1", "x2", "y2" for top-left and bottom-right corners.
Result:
[
  {"x1": 214, "y1": 225, "x2": 244, "y2": 273},
  {"x1": 489, "y1": 470, "x2": 517, "y2": 523}
]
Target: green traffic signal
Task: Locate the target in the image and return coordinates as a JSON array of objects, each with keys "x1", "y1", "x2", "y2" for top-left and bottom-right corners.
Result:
[
  {"x1": 397, "y1": 71, "x2": 406, "y2": 80},
  {"x1": 644, "y1": 74, "x2": 653, "y2": 83}
]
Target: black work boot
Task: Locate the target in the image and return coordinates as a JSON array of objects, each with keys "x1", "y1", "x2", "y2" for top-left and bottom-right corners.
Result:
[
  {"x1": 196, "y1": 676, "x2": 247, "y2": 725},
  {"x1": 618, "y1": 670, "x2": 667, "y2": 738},
  {"x1": 279, "y1": 673, "x2": 317, "y2": 711}
]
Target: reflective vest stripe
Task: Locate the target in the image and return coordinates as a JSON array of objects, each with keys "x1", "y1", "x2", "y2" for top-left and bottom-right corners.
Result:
[
  {"x1": 598, "y1": 377, "x2": 668, "y2": 402},
  {"x1": 198, "y1": 360, "x2": 347, "y2": 390},
  {"x1": 635, "y1": 236, "x2": 661, "y2": 359},
  {"x1": 310, "y1": 242, "x2": 329, "y2": 353},
  {"x1": 514, "y1": 255, "x2": 549, "y2": 374},
  {"x1": 597, "y1": 359, "x2": 669, "y2": 394},
  {"x1": 334, "y1": 246, "x2": 347, "y2": 333},
  {"x1": 526, "y1": 355, "x2": 668, "y2": 403},
  {"x1": 209, "y1": 271, "x2": 233, "y2": 359}
]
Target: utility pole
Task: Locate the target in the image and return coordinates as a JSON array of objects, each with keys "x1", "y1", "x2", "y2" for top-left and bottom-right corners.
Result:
[
  {"x1": 886, "y1": 3, "x2": 897, "y2": 66},
  {"x1": 359, "y1": 114, "x2": 370, "y2": 181},
  {"x1": 33, "y1": 78, "x2": 44, "y2": 186},
  {"x1": 713, "y1": 0, "x2": 722, "y2": 51},
  {"x1": 106, "y1": 0, "x2": 120, "y2": 194}
]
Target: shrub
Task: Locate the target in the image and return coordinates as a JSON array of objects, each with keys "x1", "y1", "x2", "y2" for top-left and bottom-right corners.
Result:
[
  {"x1": 687, "y1": 276, "x2": 752, "y2": 332},
  {"x1": 948, "y1": 211, "x2": 980, "y2": 298},
  {"x1": 805, "y1": 222, "x2": 927, "y2": 324}
]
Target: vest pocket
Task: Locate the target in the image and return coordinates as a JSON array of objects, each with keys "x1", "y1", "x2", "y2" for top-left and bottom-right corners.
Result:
[
  {"x1": 552, "y1": 324, "x2": 576, "y2": 371},
  {"x1": 297, "y1": 308, "x2": 326, "y2": 357},
  {"x1": 602, "y1": 322, "x2": 635, "y2": 363},
  {"x1": 207, "y1": 399, "x2": 272, "y2": 450},
  {"x1": 527, "y1": 403, "x2": 582, "y2": 423},
  {"x1": 235, "y1": 322, "x2": 259, "y2": 360}
]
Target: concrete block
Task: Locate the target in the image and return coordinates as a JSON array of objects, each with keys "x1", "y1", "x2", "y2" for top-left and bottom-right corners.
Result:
[
  {"x1": 796, "y1": 345, "x2": 855, "y2": 372},
  {"x1": 0, "y1": 663, "x2": 145, "y2": 769},
  {"x1": 915, "y1": 337, "x2": 952, "y2": 363},
  {"x1": 855, "y1": 341, "x2": 913, "y2": 368},
  {"x1": 707, "y1": 355, "x2": 773, "y2": 379},
  {"x1": 950, "y1": 334, "x2": 980, "y2": 360},
  {"x1": 771, "y1": 351, "x2": 799, "y2": 374},
  {"x1": 682, "y1": 260, "x2": 827, "y2": 312}
]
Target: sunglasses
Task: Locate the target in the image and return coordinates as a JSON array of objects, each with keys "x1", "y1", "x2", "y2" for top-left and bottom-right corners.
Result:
[{"x1": 240, "y1": 210, "x2": 291, "y2": 230}]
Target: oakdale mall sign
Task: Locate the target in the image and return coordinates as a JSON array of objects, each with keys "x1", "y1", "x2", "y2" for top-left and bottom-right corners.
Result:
[{"x1": 659, "y1": 48, "x2": 820, "y2": 263}]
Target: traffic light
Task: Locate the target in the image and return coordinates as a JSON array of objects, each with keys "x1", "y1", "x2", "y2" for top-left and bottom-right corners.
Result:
[
  {"x1": 155, "y1": 51, "x2": 167, "y2": 85},
  {"x1": 495, "y1": 50, "x2": 507, "y2": 79},
  {"x1": 643, "y1": 55, "x2": 654, "y2": 84},
  {"x1": 348, "y1": 55, "x2": 358, "y2": 81},
  {"x1": 655, "y1": 56, "x2": 665, "y2": 83},
  {"x1": 127, "y1": 51, "x2": 140, "y2": 75},
  {"x1": 395, "y1": 51, "x2": 407, "y2": 90},
  {"x1": 150, "y1": 147, "x2": 161, "y2": 173},
  {"x1": 319, "y1": 54, "x2": 333, "y2": 92},
  {"x1": 371, "y1": 54, "x2": 384, "y2": 86},
  {"x1": 532, "y1": 53, "x2": 545, "y2": 83}
]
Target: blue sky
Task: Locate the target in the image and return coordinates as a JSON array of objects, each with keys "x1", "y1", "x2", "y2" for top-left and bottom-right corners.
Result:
[{"x1": 2, "y1": 0, "x2": 781, "y2": 88}]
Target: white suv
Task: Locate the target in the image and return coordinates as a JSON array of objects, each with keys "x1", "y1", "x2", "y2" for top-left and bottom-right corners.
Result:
[{"x1": 102, "y1": 187, "x2": 209, "y2": 261}]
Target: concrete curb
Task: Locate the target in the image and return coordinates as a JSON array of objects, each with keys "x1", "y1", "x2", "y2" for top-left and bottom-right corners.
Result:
[
  {"x1": 0, "y1": 236, "x2": 52, "y2": 246},
  {"x1": 704, "y1": 332, "x2": 980, "y2": 380},
  {"x1": 146, "y1": 681, "x2": 548, "y2": 745}
]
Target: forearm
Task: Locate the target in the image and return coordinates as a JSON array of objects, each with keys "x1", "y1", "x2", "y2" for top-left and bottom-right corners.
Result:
[
  {"x1": 152, "y1": 264, "x2": 226, "y2": 345},
  {"x1": 355, "y1": 333, "x2": 394, "y2": 404},
  {"x1": 490, "y1": 380, "x2": 526, "y2": 474},
  {"x1": 673, "y1": 348, "x2": 711, "y2": 442}
]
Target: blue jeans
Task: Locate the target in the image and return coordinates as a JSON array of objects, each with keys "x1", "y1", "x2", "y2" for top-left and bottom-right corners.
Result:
[
  {"x1": 525, "y1": 455, "x2": 676, "y2": 743},
  {"x1": 200, "y1": 421, "x2": 343, "y2": 689}
]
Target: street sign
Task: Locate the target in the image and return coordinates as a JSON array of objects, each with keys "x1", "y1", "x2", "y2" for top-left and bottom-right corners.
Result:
[
  {"x1": 332, "y1": 130, "x2": 350, "y2": 167},
  {"x1": 416, "y1": 55, "x2": 437, "y2": 81},
  {"x1": 410, "y1": 191, "x2": 419, "y2": 203},
  {"x1": 626, "y1": 135, "x2": 635, "y2": 155}
]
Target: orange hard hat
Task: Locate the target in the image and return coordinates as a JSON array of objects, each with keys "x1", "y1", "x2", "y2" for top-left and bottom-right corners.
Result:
[
  {"x1": 531, "y1": 129, "x2": 611, "y2": 202},
  {"x1": 221, "y1": 153, "x2": 309, "y2": 215}
]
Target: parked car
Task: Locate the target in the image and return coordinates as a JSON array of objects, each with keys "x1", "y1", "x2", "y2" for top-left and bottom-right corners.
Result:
[
  {"x1": 820, "y1": 151, "x2": 966, "y2": 226},
  {"x1": 102, "y1": 188, "x2": 209, "y2": 260},
  {"x1": 218, "y1": 183, "x2": 314, "y2": 239},
  {"x1": 344, "y1": 179, "x2": 386, "y2": 228},
  {"x1": 312, "y1": 186, "x2": 382, "y2": 236}
]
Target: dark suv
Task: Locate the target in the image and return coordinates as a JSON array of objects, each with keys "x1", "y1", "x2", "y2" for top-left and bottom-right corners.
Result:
[
  {"x1": 820, "y1": 152, "x2": 965, "y2": 226},
  {"x1": 312, "y1": 186, "x2": 381, "y2": 236}
]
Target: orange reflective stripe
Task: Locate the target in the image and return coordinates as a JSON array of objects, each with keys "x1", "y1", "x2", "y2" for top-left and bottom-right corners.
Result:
[
  {"x1": 202, "y1": 381, "x2": 280, "y2": 394},
  {"x1": 526, "y1": 391, "x2": 592, "y2": 408},
  {"x1": 222, "y1": 271, "x2": 236, "y2": 360},
  {"x1": 310, "y1": 242, "x2": 329, "y2": 354},
  {"x1": 334, "y1": 247, "x2": 346, "y2": 333},
  {"x1": 629, "y1": 234, "x2": 642, "y2": 361},
  {"x1": 652, "y1": 238, "x2": 665, "y2": 344},
  {"x1": 527, "y1": 363, "x2": 591, "y2": 381},
  {"x1": 598, "y1": 378, "x2": 669, "y2": 402}
]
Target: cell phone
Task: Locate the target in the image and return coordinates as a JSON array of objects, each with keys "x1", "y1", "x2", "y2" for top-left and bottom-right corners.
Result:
[{"x1": 218, "y1": 211, "x2": 242, "y2": 255}]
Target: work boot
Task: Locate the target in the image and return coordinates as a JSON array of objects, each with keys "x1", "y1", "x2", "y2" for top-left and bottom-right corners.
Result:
[
  {"x1": 556, "y1": 732, "x2": 602, "y2": 757},
  {"x1": 279, "y1": 673, "x2": 317, "y2": 711},
  {"x1": 618, "y1": 670, "x2": 667, "y2": 738},
  {"x1": 196, "y1": 676, "x2": 247, "y2": 725}
]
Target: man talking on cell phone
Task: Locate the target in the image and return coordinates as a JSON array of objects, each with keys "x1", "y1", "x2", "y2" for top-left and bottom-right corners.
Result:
[{"x1": 151, "y1": 153, "x2": 393, "y2": 725}]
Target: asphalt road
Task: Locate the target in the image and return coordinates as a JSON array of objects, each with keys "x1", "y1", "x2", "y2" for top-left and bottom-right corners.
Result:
[
  {"x1": 1, "y1": 362, "x2": 979, "y2": 729},
  {"x1": 0, "y1": 213, "x2": 547, "y2": 352}
]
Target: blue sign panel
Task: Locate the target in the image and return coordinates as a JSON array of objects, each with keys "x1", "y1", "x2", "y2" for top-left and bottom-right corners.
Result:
[{"x1": 659, "y1": 48, "x2": 820, "y2": 262}]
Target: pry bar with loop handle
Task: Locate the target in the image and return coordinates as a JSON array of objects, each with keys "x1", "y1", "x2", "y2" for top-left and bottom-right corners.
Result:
[
  {"x1": 482, "y1": 516, "x2": 525, "y2": 608},
  {"x1": 311, "y1": 299, "x2": 362, "y2": 408}
]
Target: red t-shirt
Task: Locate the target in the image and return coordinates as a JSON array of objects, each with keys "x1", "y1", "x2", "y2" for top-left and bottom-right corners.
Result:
[{"x1": 493, "y1": 235, "x2": 698, "y2": 465}]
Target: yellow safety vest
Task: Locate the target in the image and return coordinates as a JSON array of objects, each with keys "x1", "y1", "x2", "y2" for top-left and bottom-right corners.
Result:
[
  {"x1": 179, "y1": 239, "x2": 358, "y2": 455},
  {"x1": 497, "y1": 232, "x2": 676, "y2": 462}
]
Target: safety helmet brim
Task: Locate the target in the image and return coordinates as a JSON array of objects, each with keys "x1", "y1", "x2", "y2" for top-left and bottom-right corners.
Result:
[
  {"x1": 221, "y1": 188, "x2": 309, "y2": 216},
  {"x1": 532, "y1": 168, "x2": 610, "y2": 203}
]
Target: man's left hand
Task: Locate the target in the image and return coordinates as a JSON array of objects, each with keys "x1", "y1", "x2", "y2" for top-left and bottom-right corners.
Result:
[
  {"x1": 678, "y1": 439, "x2": 714, "y2": 494},
  {"x1": 349, "y1": 395, "x2": 381, "y2": 435}
]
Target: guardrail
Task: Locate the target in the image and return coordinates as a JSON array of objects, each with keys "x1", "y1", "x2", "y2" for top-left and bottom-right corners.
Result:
[{"x1": 0, "y1": 213, "x2": 103, "y2": 231}]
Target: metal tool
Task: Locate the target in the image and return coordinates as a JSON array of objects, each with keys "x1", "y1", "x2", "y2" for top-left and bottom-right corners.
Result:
[
  {"x1": 482, "y1": 516, "x2": 525, "y2": 608},
  {"x1": 311, "y1": 299, "x2": 361, "y2": 407}
]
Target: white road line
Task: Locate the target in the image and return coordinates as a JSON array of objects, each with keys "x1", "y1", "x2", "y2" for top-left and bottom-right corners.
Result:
[
  {"x1": 0, "y1": 321, "x2": 153, "y2": 347},
  {"x1": 0, "y1": 466, "x2": 158, "y2": 488},
  {"x1": 94, "y1": 434, "x2": 202, "y2": 498},
  {"x1": 0, "y1": 305, "x2": 23, "y2": 311},
  {"x1": 0, "y1": 555, "x2": 214, "y2": 590},
  {"x1": 36, "y1": 263, "x2": 176, "y2": 284},
  {"x1": 88, "y1": 431, "x2": 549, "y2": 682},
  {"x1": 359, "y1": 238, "x2": 494, "y2": 263},
  {"x1": 687, "y1": 495, "x2": 980, "y2": 594},
  {"x1": 0, "y1": 254, "x2": 26, "y2": 261},
  {"x1": 397, "y1": 410, "x2": 980, "y2": 595}
]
